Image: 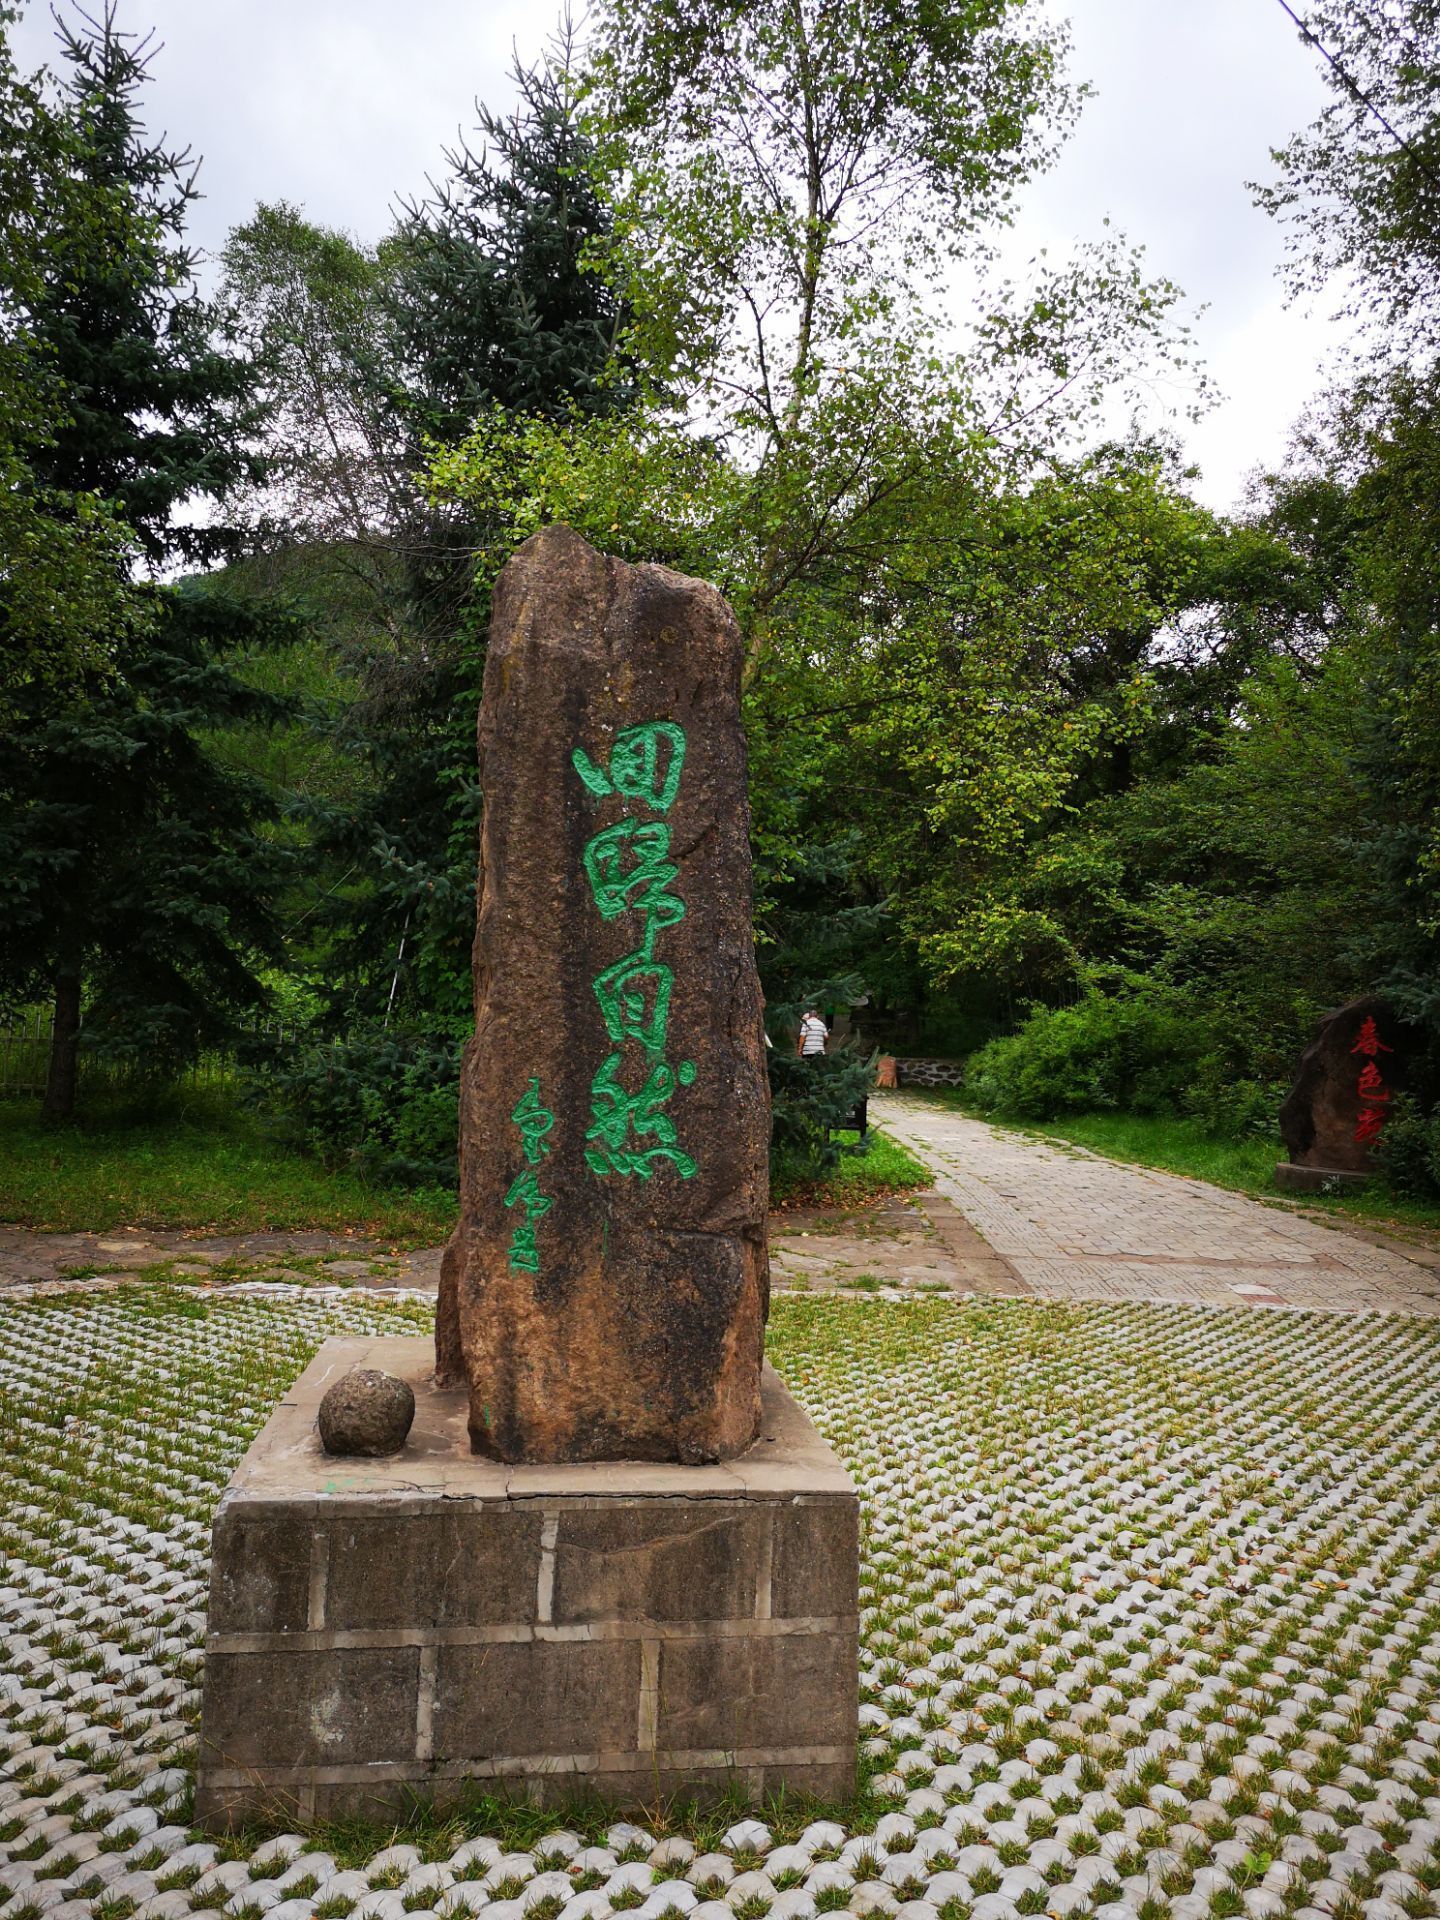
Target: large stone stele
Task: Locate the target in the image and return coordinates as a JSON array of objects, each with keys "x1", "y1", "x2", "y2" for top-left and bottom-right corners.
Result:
[{"x1": 436, "y1": 526, "x2": 770, "y2": 1465}]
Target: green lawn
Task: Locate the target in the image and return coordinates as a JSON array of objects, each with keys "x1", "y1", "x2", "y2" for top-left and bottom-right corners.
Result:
[
  {"x1": 911, "y1": 1088, "x2": 1440, "y2": 1238},
  {"x1": 0, "y1": 1092, "x2": 456, "y2": 1242},
  {"x1": 0, "y1": 1093, "x2": 931, "y2": 1240},
  {"x1": 770, "y1": 1125, "x2": 932, "y2": 1209}
]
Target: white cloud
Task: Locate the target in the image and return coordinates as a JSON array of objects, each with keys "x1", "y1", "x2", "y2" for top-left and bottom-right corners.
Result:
[
  {"x1": 12, "y1": 0, "x2": 1354, "y2": 514},
  {"x1": 13, "y1": 0, "x2": 534, "y2": 255}
]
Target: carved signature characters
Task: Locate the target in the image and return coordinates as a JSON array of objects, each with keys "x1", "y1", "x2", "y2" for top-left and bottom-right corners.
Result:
[
  {"x1": 1350, "y1": 1015, "x2": 1394, "y2": 1149},
  {"x1": 504, "y1": 1076, "x2": 555, "y2": 1270}
]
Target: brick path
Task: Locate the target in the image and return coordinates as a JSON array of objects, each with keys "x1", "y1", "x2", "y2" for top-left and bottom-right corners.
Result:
[{"x1": 879, "y1": 1092, "x2": 1440, "y2": 1315}]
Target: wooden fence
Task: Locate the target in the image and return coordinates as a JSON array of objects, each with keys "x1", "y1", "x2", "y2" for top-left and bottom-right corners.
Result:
[
  {"x1": 0, "y1": 1012, "x2": 296, "y2": 1098},
  {"x1": 0, "y1": 1010, "x2": 54, "y2": 1097}
]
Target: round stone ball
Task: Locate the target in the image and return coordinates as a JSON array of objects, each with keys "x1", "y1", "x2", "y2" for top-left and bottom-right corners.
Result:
[{"x1": 317, "y1": 1367, "x2": 416, "y2": 1457}]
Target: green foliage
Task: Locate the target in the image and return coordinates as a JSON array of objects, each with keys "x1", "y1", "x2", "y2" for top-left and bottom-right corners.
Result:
[
  {"x1": 1339, "y1": 371, "x2": 1440, "y2": 1052},
  {"x1": 429, "y1": 95, "x2": 1211, "y2": 1155},
  {"x1": 752, "y1": 824, "x2": 884, "y2": 1106},
  {"x1": 0, "y1": 3, "x2": 148, "y2": 707},
  {"x1": 1180, "y1": 1074, "x2": 1288, "y2": 1144},
  {"x1": 962, "y1": 989, "x2": 1207, "y2": 1121},
  {"x1": 225, "y1": 45, "x2": 635, "y2": 1051},
  {"x1": 1375, "y1": 1095, "x2": 1440, "y2": 1202},
  {"x1": 835, "y1": 446, "x2": 1218, "y2": 998},
  {"x1": 930, "y1": 483, "x2": 1431, "y2": 1153},
  {"x1": 767, "y1": 1048, "x2": 878, "y2": 1177},
  {"x1": 0, "y1": 584, "x2": 299, "y2": 1088},
  {"x1": 252, "y1": 1024, "x2": 460, "y2": 1190},
  {"x1": 939, "y1": 0, "x2": 1440, "y2": 1190},
  {"x1": 206, "y1": 50, "x2": 664, "y2": 1191},
  {"x1": 31, "y1": 6, "x2": 262, "y2": 572},
  {"x1": 218, "y1": 203, "x2": 388, "y2": 551},
  {"x1": 1257, "y1": 0, "x2": 1440, "y2": 358},
  {"x1": 771, "y1": 1124, "x2": 931, "y2": 1209},
  {"x1": 0, "y1": 8, "x2": 296, "y2": 1120},
  {"x1": 387, "y1": 31, "x2": 633, "y2": 439},
  {"x1": 26, "y1": 0, "x2": 1434, "y2": 1206},
  {"x1": 1246, "y1": 2, "x2": 1440, "y2": 1172}
]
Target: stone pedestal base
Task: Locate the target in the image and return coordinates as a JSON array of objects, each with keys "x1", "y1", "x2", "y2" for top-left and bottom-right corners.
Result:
[
  {"x1": 1275, "y1": 1161, "x2": 1372, "y2": 1193},
  {"x1": 194, "y1": 1338, "x2": 858, "y2": 1827}
]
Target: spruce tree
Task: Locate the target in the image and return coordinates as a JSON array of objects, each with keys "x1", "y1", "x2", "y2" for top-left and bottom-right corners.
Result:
[
  {"x1": 0, "y1": 6, "x2": 294, "y2": 1120},
  {"x1": 306, "y1": 44, "x2": 633, "y2": 1023},
  {"x1": 0, "y1": 2, "x2": 144, "y2": 705}
]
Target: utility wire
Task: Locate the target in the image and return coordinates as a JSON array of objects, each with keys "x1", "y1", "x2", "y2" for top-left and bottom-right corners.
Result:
[{"x1": 1273, "y1": 0, "x2": 1440, "y2": 191}]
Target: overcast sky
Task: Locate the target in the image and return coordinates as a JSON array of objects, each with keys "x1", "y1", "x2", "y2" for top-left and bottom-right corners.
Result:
[{"x1": 14, "y1": 0, "x2": 1351, "y2": 514}]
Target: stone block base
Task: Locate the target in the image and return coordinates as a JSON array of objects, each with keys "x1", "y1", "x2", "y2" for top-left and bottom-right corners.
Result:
[
  {"x1": 1275, "y1": 1161, "x2": 1372, "y2": 1193},
  {"x1": 194, "y1": 1338, "x2": 858, "y2": 1827}
]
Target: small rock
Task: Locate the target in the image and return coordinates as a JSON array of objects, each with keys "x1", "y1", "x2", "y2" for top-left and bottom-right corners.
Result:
[{"x1": 317, "y1": 1369, "x2": 415, "y2": 1457}]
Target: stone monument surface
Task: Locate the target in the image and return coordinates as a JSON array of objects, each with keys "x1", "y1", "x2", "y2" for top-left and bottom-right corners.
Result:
[
  {"x1": 436, "y1": 524, "x2": 771, "y2": 1465},
  {"x1": 196, "y1": 529, "x2": 857, "y2": 1824},
  {"x1": 1276, "y1": 994, "x2": 1408, "y2": 1191}
]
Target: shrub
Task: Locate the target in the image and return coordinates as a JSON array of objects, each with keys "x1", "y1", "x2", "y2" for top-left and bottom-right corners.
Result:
[
  {"x1": 1181, "y1": 1067, "x2": 1288, "y2": 1141},
  {"x1": 768, "y1": 1045, "x2": 876, "y2": 1178},
  {"x1": 963, "y1": 991, "x2": 1206, "y2": 1120},
  {"x1": 255, "y1": 1021, "x2": 877, "y2": 1192},
  {"x1": 247, "y1": 1023, "x2": 461, "y2": 1188},
  {"x1": 1374, "y1": 1093, "x2": 1440, "y2": 1200}
]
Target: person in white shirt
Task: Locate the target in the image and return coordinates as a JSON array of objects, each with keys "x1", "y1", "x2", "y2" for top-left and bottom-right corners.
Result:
[{"x1": 797, "y1": 1008, "x2": 828, "y2": 1057}]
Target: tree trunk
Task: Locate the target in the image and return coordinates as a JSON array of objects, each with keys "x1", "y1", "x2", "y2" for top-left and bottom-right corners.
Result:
[{"x1": 41, "y1": 972, "x2": 82, "y2": 1123}]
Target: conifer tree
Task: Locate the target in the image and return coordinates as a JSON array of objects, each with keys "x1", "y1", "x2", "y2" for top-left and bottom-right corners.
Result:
[
  {"x1": 0, "y1": 5, "x2": 295, "y2": 1120},
  {"x1": 0, "y1": 1, "x2": 144, "y2": 706},
  {"x1": 227, "y1": 44, "x2": 632, "y2": 1028}
]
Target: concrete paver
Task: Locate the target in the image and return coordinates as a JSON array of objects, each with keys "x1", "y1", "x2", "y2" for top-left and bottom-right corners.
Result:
[{"x1": 879, "y1": 1092, "x2": 1440, "y2": 1315}]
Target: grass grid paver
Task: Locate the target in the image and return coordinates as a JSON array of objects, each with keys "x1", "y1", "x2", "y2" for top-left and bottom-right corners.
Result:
[
  {"x1": 4, "y1": 1287, "x2": 1440, "y2": 1920},
  {"x1": 879, "y1": 1097, "x2": 1440, "y2": 1316}
]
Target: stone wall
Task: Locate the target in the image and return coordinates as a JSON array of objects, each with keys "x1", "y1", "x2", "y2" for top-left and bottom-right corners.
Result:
[{"x1": 894, "y1": 1057, "x2": 967, "y2": 1088}]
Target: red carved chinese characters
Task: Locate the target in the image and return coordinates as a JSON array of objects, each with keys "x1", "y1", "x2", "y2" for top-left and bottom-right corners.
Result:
[
  {"x1": 1350, "y1": 1017, "x2": 1394, "y2": 1147},
  {"x1": 1350, "y1": 1017, "x2": 1393, "y2": 1059}
]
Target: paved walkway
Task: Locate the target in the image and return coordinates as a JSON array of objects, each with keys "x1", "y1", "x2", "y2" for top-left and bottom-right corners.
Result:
[{"x1": 879, "y1": 1092, "x2": 1440, "y2": 1315}]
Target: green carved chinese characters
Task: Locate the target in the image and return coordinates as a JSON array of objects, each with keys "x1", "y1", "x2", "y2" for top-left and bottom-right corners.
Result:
[
  {"x1": 505, "y1": 1077, "x2": 555, "y2": 1270},
  {"x1": 572, "y1": 721, "x2": 685, "y2": 814},
  {"x1": 575, "y1": 721, "x2": 697, "y2": 1180}
]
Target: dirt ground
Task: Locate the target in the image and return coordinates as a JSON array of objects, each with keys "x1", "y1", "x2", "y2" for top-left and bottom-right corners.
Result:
[{"x1": 0, "y1": 1192, "x2": 1027, "y2": 1299}]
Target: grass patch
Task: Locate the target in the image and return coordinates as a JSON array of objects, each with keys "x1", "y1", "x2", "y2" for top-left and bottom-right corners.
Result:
[
  {"x1": 0, "y1": 1090, "x2": 455, "y2": 1242},
  {"x1": 908, "y1": 1089, "x2": 1440, "y2": 1237},
  {"x1": 0, "y1": 1088, "x2": 932, "y2": 1241},
  {"x1": 221, "y1": 1771, "x2": 887, "y2": 1869},
  {"x1": 771, "y1": 1127, "x2": 931, "y2": 1211},
  {"x1": 1014, "y1": 1108, "x2": 1282, "y2": 1193}
]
